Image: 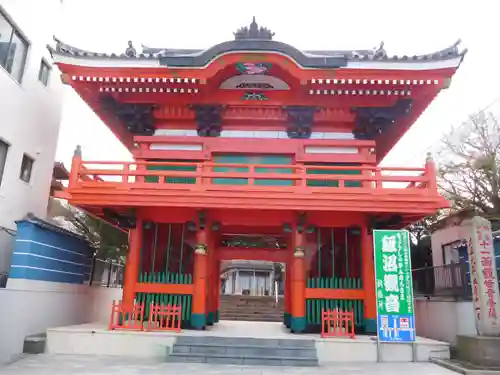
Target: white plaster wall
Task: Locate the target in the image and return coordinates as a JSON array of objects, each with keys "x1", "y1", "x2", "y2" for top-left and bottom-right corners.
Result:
[
  {"x1": 87, "y1": 286, "x2": 123, "y2": 323},
  {"x1": 0, "y1": 284, "x2": 122, "y2": 364},
  {"x1": 0, "y1": 0, "x2": 64, "y2": 273},
  {"x1": 431, "y1": 225, "x2": 468, "y2": 267},
  {"x1": 456, "y1": 301, "x2": 477, "y2": 336},
  {"x1": 0, "y1": 285, "x2": 91, "y2": 364},
  {"x1": 414, "y1": 298, "x2": 476, "y2": 345}
]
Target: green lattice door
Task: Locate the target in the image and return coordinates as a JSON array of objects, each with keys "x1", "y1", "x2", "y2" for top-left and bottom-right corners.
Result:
[
  {"x1": 145, "y1": 160, "x2": 197, "y2": 184},
  {"x1": 213, "y1": 154, "x2": 293, "y2": 186},
  {"x1": 306, "y1": 163, "x2": 361, "y2": 187}
]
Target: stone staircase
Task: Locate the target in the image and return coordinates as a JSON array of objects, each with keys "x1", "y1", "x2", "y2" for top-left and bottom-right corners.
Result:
[
  {"x1": 167, "y1": 335, "x2": 318, "y2": 366},
  {"x1": 219, "y1": 295, "x2": 283, "y2": 322}
]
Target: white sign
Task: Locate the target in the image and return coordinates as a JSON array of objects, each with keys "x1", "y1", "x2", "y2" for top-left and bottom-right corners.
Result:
[
  {"x1": 220, "y1": 74, "x2": 290, "y2": 91},
  {"x1": 465, "y1": 216, "x2": 500, "y2": 336}
]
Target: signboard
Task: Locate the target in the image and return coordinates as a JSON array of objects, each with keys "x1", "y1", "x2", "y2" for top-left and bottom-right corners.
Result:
[
  {"x1": 464, "y1": 216, "x2": 500, "y2": 336},
  {"x1": 220, "y1": 74, "x2": 290, "y2": 91},
  {"x1": 373, "y1": 230, "x2": 416, "y2": 342}
]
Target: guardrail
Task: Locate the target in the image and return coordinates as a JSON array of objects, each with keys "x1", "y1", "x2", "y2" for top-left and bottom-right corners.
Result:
[
  {"x1": 412, "y1": 263, "x2": 472, "y2": 300},
  {"x1": 88, "y1": 258, "x2": 124, "y2": 288},
  {"x1": 68, "y1": 160, "x2": 437, "y2": 194}
]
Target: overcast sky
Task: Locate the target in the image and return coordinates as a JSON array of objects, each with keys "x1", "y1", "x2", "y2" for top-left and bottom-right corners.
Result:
[{"x1": 55, "y1": 0, "x2": 499, "y2": 168}]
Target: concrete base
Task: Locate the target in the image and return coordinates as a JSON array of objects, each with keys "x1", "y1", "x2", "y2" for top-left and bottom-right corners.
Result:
[
  {"x1": 457, "y1": 334, "x2": 500, "y2": 367},
  {"x1": 316, "y1": 337, "x2": 450, "y2": 364},
  {"x1": 46, "y1": 321, "x2": 450, "y2": 363},
  {"x1": 290, "y1": 316, "x2": 306, "y2": 333},
  {"x1": 47, "y1": 324, "x2": 176, "y2": 359},
  {"x1": 190, "y1": 313, "x2": 206, "y2": 330}
]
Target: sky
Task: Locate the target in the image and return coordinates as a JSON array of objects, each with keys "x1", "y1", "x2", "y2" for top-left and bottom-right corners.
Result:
[{"x1": 55, "y1": 0, "x2": 500, "y2": 169}]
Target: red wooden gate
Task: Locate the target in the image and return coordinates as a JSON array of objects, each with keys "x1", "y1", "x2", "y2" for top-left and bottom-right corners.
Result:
[
  {"x1": 146, "y1": 303, "x2": 182, "y2": 332},
  {"x1": 108, "y1": 300, "x2": 145, "y2": 331},
  {"x1": 321, "y1": 308, "x2": 355, "y2": 338}
]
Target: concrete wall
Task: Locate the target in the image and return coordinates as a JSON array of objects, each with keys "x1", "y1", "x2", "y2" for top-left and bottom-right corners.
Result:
[
  {"x1": 88, "y1": 287, "x2": 123, "y2": 323},
  {"x1": 414, "y1": 298, "x2": 476, "y2": 345},
  {"x1": 0, "y1": 0, "x2": 64, "y2": 274},
  {"x1": 431, "y1": 225, "x2": 468, "y2": 267},
  {"x1": 0, "y1": 284, "x2": 122, "y2": 364}
]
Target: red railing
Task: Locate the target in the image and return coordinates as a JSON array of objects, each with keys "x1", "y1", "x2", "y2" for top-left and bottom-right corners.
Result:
[
  {"x1": 146, "y1": 303, "x2": 182, "y2": 332},
  {"x1": 68, "y1": 159, "x2": 436, "y2": 194},
  {"x1": 321, "y1": 309, "x2": 356, "y2": 338},
  {"x1": 108, "y1": 300, "x2": 144, "y2": 331},
  {"x1": 108, "y1": 300, "x2": 182, "y2": 332}
]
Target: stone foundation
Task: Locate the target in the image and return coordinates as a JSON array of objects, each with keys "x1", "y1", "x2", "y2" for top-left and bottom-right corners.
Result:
[{"x1": 457, "y1": 334, "x2": 500, "y2": 366}]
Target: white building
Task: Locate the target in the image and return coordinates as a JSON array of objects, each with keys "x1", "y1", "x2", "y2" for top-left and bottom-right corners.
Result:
[
  {"x1": 0, "y1": 0, "x2": 64, "y2": 276},
  {"x1": 220, "y1": 260, "x2": 283, "y2": 296}
]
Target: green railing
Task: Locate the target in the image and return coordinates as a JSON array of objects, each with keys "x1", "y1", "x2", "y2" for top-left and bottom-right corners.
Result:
[
  {"x1": 307, "y1": 277, "x2": 361, "y2": 289},
  {"x1": 145, "y1": 162, "x2": 197, "y2": 184},
  {"x1": 306, "y1": 277, "x2": 364, "y2": 328},
  {"x1": 306, "y1": 163, "x2": 361, "y2": 187},
  {"x1": 213, "y1": 154, "x2": 293, "y2": 186},
  {"x1": 136, "y1": 271, "x2": 193, "y2": 326},
  {"x1": 306, "y1": 299, "x2": 364, "y2": 327}
]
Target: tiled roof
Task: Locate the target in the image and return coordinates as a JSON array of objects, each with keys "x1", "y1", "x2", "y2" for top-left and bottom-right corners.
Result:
[
  {"x1": 48, "y1": 17, "x2": 467, "y2": 69},
  {"x1": 48, "y1": 36, "x2": 467, "y2": 64}
]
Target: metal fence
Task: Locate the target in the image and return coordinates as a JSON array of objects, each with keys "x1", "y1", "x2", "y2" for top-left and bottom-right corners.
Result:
[
  {"x1": 88, "y1": 258, "x2": 124, "y2": 288},
  {"x1": 412, "y1": 263, "x2": 472, "y2": 300}
]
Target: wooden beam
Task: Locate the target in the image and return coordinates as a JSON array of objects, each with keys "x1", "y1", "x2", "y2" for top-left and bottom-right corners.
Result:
[
  {"x1": 217, "y1": 247, "x2": 288, "y2": 263},
  {"x1": 305, "y1": 288, "x2": 365, "y2": 300},
  {"x1": 134, "y1": 282, "x2": 194, "y2": 295}
]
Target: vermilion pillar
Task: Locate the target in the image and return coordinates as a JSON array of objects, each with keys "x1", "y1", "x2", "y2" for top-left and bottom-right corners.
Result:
[
  {"x1": 122, "y1": 218, "x2": 143, "y2": 310},
  {"x1": 214, "y1": 258, "x2": 221, "y2": 323},
  {"x1": 284, "y1": 238, "x2": 292, "y2": 328},
  {"x1": 191, "y1": 228, "x2": 208, "y2": 330},
  {"x1": 206, "y1": 234, "x2": 216, "y2": 326},
  {"x1": 69, "y1": 145, "x2": 82, "y2": 188},
  {"x1": 361, "y1": 224, "x2": 377, "y2": 333},
  {"x1": 290, "y1": 230, "x2": 306, "y2": 333}
]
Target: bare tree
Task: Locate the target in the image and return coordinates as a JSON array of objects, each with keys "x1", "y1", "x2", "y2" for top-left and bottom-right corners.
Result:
[
  {"x1": 48, "y1": 199, "x2": 128, "y2": 260},
  {"x1": 407, "y1": 214, "x2": 442, "y2": 268},
  {"x1": 437, "y1": 111, "x2": 500, "y2": 227}
]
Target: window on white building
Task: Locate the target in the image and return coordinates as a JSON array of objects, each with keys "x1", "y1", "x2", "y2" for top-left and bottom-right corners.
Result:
[
  {"x1": 442, "y1": 240, "x2": 462, "y2": 264},
  {"x1": 0, "y1": 9, "x2": 29, "y2": 83},
  {"x1": 38, "y1": 59, "x2": 50, "y2": 86},
  {"x1": 19, "y1": 154, "x2": 34, "y2": 183},
  {"x1": 0, "y1": 140, "x2": 9, "y2": 187}
]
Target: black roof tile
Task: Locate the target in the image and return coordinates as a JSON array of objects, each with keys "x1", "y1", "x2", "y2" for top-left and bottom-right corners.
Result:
[{"x1": 48, "y1": 19, "x2": 467, "y2": 67}]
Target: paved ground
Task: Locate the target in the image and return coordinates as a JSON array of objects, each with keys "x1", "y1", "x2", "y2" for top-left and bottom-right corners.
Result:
[{"x1": 0, "y1": 354, "x2": 458, "y2": 375}]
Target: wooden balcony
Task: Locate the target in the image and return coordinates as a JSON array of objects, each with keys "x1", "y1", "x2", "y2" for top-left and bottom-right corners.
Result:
[{"x1": 61, "y1": 154, "x2": 448, "y2": 215}]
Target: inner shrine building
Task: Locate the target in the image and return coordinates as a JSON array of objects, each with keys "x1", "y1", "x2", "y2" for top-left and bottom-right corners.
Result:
[{"x1": 50, "y1": 18, "x2": 465, "y2": 334}]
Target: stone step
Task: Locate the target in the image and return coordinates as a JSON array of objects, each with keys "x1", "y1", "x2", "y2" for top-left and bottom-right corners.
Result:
[
  {"x1": 220, "y1": 315, "x2": 282, "y2": 322},
  {"x1": 167, "y1": 352, "x2": 318, "y2": 366},
  {"x1": 176, "y1": 335, "x2": 316, "y2": 348},
  {"x1": 219, "y1": 308, "x2": 283, "y2": 314},
  {"x1": 220, "y1": 306, "x2": 283, "y2": 310},
  {"x1": 22, "y1": 333, "x2": 46, "y2": 354},
  {"x1": 220, "y1": 297, "x2": 283, "y2": 304},
  {"x1": 168, "y1": 336, "x2": 318, "y2": 366},
  {"x1": 219, "y1": 302, "x2": 283, "y2": 306},
  {"x1": 219, "y1": 311, "x2": 283, "y2": 316},
  {"x1": 172, "y1": 343, "x2": 317, "y2": 358}
]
